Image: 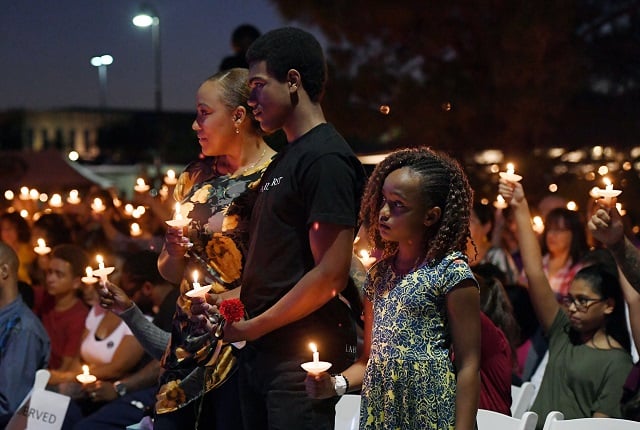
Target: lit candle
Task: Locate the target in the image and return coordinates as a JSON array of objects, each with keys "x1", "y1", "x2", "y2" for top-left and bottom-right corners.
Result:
[
  {"x1": 76, "y1": 364, "x2": 97, "y2": 384},
  {"x1": 532, "y1": 216, "x2": 545, "y2": 235},
  {"x1": 310, "y1": 342, "x2": 319, "y2": 363},
  {"x1": 82, "y1": 266, "x2": 98, "y2": 284},
  {"x1": 166, "y1": 202, "x2": 192, "y2": 228},
  {"x1": 357, "y1": 249, "x2": 377, "y2": 269},
  {"x1": 300, "y1": 342, "x2": 332, "y2": 375},
  {"x1": 164, "y1": 169, "x2": 177, "y2": 185},
  {"x1": 92, "y1": 254, "x2": 114, "y2": 283},
  {"x1": 493, "y1": 195, "x2": 508, "y2": 209},
  {"x1": 49, "y1": 193, "x2": 63, "y2": 208},
  {"x1": 67, "y1": 189, "x2": 81, "y2": 204},
  {"x1": 34, "y1": 238, "x2": 51, "y2": 256},
  {"x1": 130, "y1": 222, "x2": 142, "y2": 237},
  {"x1": 185, "y1": 270, "x2": 212, "y2": 298},
  {"x1": 134, "y1": 178, "x2": 150, "y2": 193},
  {"x1": 499, "y1": 163, "x2": 523, "y2": 183},
  {"x1": 91, "y1": 197, "x2": 105, "y2": 213},
  {"x1": 19, "y1": 186, "x2": 29, "y2": 200},
  {"x1": 124, "y1": 203, "x2": 134, "y2": 217},
  {"x1": 594, "y1": 177, "x2": 622, "y2": 207}
]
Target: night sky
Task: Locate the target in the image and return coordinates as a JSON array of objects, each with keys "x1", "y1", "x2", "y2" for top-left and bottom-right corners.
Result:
[{"x1": 0, "y1": 0, "x2": 303, "y2": 113}]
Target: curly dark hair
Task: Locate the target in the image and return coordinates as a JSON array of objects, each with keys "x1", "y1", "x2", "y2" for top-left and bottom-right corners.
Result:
[
  {"x1": 359, "y1": 146, "x2": 473, "y2": 264},
  {"x1": 245, "y1": 27, "x2": 327, "y2": 102}
]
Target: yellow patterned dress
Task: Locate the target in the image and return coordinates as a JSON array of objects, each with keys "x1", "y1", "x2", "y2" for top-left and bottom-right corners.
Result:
[
  {"x1": 155, "y1": 155, "x2": 271, "y2": 414},
  {"x1": 361, "y1": 251, "x2": 476, "y2": 430}
]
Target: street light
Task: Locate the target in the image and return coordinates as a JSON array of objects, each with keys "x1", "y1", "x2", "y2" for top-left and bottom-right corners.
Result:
[
  {"x1": 133, "y1": 5, "x2": 162, "y2": 111},
  {"x1": 90, "y1": 54, "x2": 113, "y2": 109}
]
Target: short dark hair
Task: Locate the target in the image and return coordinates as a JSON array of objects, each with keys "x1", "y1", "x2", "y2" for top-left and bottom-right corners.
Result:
[
  {"x1": 50, "y1": 244, "x2": 89, "y2": 278},
  {"x1": 246, "y1": 26, "x2": 327, "y2": 102},
  {"x1": 231, "y1": 24, "x2": 261, "y2": 52}
]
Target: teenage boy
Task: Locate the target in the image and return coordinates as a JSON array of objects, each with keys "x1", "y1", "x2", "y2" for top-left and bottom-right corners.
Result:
[
  {"x1": 40, "y1": 244, "x2": 89, "y2": 378},
  {"x1": 221, "y1": 27, "x2": 366, "y2": 429}
]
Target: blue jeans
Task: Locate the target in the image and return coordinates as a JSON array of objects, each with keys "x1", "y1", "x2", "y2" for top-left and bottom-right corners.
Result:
[{"x1": 72, "y1": 387, "x2": 155, "y2": 430}]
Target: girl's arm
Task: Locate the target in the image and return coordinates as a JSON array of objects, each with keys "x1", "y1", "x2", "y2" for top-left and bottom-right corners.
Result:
[
  {"x1": 448, "y1": 279, "x2": 481, "y2": 430},
  {"x1": 619, "y1": 267, "x2": 640, "y2": 353},
  {"x1": 499, "y1": 180, "x2": 560, "y2": 333}
]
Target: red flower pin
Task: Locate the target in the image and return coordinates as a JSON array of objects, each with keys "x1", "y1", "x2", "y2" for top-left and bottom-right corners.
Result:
[{"x1": 219, "y1": 298, "x2": 245, "y2": 323}]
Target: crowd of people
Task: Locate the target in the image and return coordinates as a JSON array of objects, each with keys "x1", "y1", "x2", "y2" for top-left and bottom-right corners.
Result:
[{"x1": 2, "y1": 24, "x2": 640, "y2": 430}]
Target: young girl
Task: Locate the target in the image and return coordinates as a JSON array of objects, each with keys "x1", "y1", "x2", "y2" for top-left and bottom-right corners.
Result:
[
  {"x1": 499, "y1": 179, "x2": 632, "y2": 427},
  {"x1": 306, "y1": 147, "x2": 480, "y2": 430}
]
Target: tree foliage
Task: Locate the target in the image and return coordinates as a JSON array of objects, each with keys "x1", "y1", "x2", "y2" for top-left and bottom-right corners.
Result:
[{"x1": 270, "y1": 0, "x2": 639, "y2": 156}]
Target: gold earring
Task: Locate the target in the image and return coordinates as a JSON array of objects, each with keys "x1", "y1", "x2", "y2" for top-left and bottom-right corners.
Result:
[{"x1": 235, "y1": 126, "x2": 240, "y2": 134}]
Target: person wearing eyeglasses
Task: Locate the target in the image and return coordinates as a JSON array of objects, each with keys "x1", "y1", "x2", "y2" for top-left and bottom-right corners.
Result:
[{"x1": 499, "y1": 179, "x2": 632, "y2": 427}]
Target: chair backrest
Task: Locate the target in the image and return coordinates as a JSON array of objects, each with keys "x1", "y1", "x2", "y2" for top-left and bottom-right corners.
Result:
[
  {"x1": 511, "y1": 382, "x2": 536, "y2": 418},
  {"x1": 335, "y1": 394, "x2": 361, "y2": 430},
  {"x1": 542, "y1": 411, "x2": 640, "y2": 430},
  {"x1": 477, "y1": 408, "x2": 538, "y2": 430}
]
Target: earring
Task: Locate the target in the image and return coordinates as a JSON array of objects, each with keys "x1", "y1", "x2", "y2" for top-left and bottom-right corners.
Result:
[{"x1": 235, "y1": 126, "x2": 240, "y2": 134}]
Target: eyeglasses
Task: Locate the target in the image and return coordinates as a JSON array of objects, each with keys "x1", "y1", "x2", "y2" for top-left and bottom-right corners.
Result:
[{"x1": 559, "y1": 294, "x2": 604, "y2": 312}]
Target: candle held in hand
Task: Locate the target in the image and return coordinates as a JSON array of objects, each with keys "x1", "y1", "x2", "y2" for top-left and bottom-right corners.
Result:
[{"x1": 499, "y1": 163, "x2": 523, "y2": 183}]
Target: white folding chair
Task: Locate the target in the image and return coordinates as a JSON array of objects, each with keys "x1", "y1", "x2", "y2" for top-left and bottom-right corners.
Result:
[
  {"x1": 335, "y1": 394, "x2": 361, "y2": 430},
  {"x1": 477, "y1": 408, "x2": 538, "y2": 430},
  {"x1": 542, "y1": 410, "x2": 640, "y2": 430},
  {"x1": 511, "y1": 382, "x2": 536, "y2": 418}
]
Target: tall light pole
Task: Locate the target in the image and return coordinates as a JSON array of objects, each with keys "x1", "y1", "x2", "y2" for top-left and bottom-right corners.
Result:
[
  {"x1": 133, "y1": 5, "x2": 162, "y2": 111},
  {"x1": 90, "y1": 54, "x2": 113, "y2": 109}
]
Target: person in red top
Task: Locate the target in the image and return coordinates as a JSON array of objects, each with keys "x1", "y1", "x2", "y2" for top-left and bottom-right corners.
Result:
[
  {"x1": 474, "y1": 264, "x2": 521, "y2": 415},
  {"x1": 39, "y1": 244, "x2": 89, "y2": 375}
]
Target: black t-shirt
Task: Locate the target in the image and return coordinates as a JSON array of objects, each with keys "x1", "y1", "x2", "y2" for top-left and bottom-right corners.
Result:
[{"x1": 241, "y1": 123, "x2": 366, "y2": 368}]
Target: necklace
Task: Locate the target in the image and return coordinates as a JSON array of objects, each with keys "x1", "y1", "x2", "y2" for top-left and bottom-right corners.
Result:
[{"x1": 214, "y1": 148, "x2": 267, "y2": 177}]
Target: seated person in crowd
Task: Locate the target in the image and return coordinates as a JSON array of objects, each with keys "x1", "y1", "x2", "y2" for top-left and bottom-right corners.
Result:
[
  {"x1": 73, "y1": 250, "x2": 179, "y2": 430},
  {"x1": 40, "y1": 244, "x2": 90, "y2": 375},
  {"x1": 0, "y1": 242, "x2": 50, "y2": 428},
  {"x1": 500, "y1": 178, "x2": 632, "y2": 427},
  {"x1": 474, "y1": 263, "x2": 520, "y2": 415}
]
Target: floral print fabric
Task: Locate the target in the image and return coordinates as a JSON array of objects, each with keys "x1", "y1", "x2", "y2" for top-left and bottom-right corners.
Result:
[
  {"x1": 155, "y1": 156, "x2": 269, "y2": 413},
  {"x1": 361, "y1": 251, "x2": 476, "y2": 429}
]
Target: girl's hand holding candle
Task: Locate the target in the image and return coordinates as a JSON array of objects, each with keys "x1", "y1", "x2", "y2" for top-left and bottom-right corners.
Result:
[
  {"x1": 499, "y1": 163, "x2": 522, "y2": 183},
  {"x1": 301, "y1": 342, "x2": 332, "y2": 374}
]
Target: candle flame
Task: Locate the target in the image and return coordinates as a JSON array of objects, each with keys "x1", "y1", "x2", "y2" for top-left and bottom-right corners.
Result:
[
  {"x1": 37, "y1": 238, "x2": 46, "y2": 247},
  {"x1": 309, "y1": 342, "x2": 317, "y2": 353},
  {"x1": 96, "y1": 254, "x2": 104, "y2": 265},
  {"x1": 506, "y1": 163, "x2": 515, "y2": 174},
  {"x1": 86, "y1": 266, "x2": 93, "y2": 277},
  {"x1": 192, "y1": 270, "x2": 199, "y2": 283},
  {"x1": 82, "y1": 364, "x2": 89, "y2": 375},
  {"x1": 603, "y1": 177, "x2": 612, "y2": 187}
]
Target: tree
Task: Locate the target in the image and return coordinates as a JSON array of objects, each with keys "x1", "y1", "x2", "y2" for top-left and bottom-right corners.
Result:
[{"x1": 271, "y1": 0, "x2": 585, "y2": 156}]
